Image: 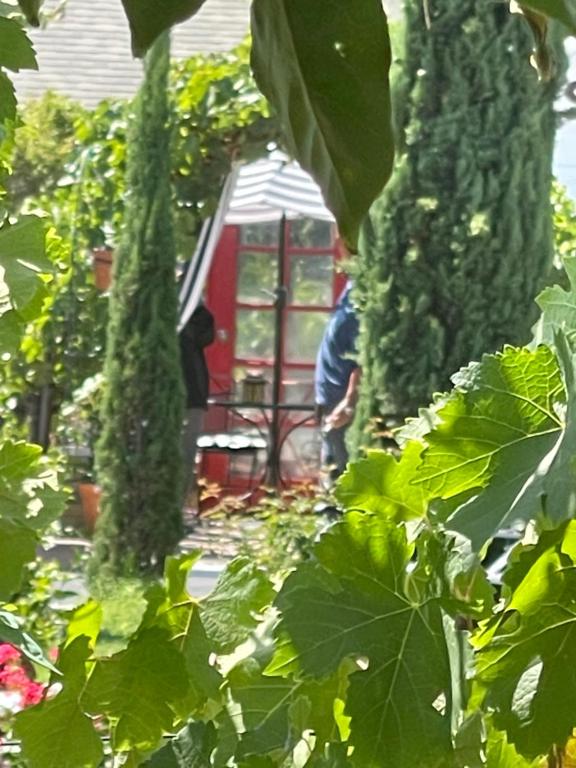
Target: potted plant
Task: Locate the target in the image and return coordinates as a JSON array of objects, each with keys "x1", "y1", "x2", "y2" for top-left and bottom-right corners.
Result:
[
  {"x1": 55, "y1": 374, "x2": 103, "y2": 534},
  {"x1": 92, "y1": 247, "x2": 114, "y2": 291}
]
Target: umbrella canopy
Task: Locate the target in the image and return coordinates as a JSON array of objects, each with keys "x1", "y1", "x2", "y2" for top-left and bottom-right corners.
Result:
[
  {"x1": 226, "y1": 154, "x2": 334, "y2": 224},
  {"x1": 178, "y1": 153, "x2": 333, "y2": 330}
]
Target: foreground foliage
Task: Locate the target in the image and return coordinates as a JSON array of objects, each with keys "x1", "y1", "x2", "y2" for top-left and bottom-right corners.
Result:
[
  {"x1": 3, "y1": 257, "x2": 576, "y2": 766},
  {"x1": 2, "y1": 1, "x2": 576, "y2": 766}
]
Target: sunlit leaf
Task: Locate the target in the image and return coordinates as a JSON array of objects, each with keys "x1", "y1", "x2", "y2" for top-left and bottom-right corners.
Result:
[
  {"x1": 0, "y1": 216, "x2": 51, "y2": 309},
  {"x1": 201, "y1": 557, "x2": 274, "y2": 654},
  {"x1": 84, "y1": 628, "x2": 188, "y2": 750},
  {"x1": 335, "y1": 441, "x2": 428, "y2": 520},
  {"x1": 415, "y1": 346, "x2": 566, "y2": 549},
  {"x1": 474, "y1": 521, "x2": 576, "y2": 758},
  {"x1": 15, "y1": 637, "x2": 103, "y2": 768},
  {"x1": 271, "y1": 513, "x2": 454, "y2": 767}
]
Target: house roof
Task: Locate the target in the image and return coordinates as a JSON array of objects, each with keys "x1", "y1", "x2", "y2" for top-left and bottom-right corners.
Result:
[
  {"x1": 13, "y1": 0, "x2": 252, "y2": 107},
  {"x1": 13, "y1": 0, "x2": 404, "y2": 108}
]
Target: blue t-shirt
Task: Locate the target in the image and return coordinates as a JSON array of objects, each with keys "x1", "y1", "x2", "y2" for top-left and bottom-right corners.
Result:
[{"x1": 315, "y1": 283, "x2": 359, "y2": 409}]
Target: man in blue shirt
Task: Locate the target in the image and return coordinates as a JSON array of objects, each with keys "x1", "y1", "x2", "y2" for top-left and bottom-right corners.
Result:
[{"x1": 315, "y1": 281, "x2": 360, "y2": 483}]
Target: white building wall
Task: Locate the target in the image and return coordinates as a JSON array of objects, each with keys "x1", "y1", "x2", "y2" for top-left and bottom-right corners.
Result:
[{"x1": 554, "y1": 39, "x2": 576, "y2": 197}]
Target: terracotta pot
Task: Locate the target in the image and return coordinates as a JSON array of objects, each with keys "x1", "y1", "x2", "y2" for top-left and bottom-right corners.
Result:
[
  {"x1": 77, "y1": 482, "x2": 101, "y2": 534},
  {"x1": 92, "y1": 248, "x2": 113, "y2": 291}
]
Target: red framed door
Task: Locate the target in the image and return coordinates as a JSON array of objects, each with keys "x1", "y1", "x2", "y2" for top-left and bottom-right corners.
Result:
[{"x1": 204, "y1": 218, "x2": 347, "y2": 487}]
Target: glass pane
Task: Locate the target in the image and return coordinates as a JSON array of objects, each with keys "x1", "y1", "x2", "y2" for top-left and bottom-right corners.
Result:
[
  {"x1": 237, "y1": 251, "x2": 277, "y2": 304},
  {"x1": 285, "y1": 311, "x2": 328, "y2": 363},
  {"x1": 240, "y1": 222, "x2": 279, "y2": 247},
  {"x1": 283, "y1": 368, "x2": 315, "y2": 405},
  {"x1": 289, "y1": 219, "x2": 333, "y2": 249},
  {"x1": 289, "y1": 254, "x2": 333, "y2": 306},
  {"x1": 236, "y1": 309, "x2": 275, "y2": 360}
]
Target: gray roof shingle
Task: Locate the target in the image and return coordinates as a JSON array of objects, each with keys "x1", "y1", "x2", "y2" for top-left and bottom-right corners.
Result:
[{"x1": 13, "y1": 0, "x2": 251, "y2": 106}]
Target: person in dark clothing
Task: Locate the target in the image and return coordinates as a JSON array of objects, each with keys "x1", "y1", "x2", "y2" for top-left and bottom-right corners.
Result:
[
  {"x1": 179, "y1": 302, "x2": 215, "y2": 505},
  {"x1": 315, "y1": 281, "x2": 360, "y2": 483}
]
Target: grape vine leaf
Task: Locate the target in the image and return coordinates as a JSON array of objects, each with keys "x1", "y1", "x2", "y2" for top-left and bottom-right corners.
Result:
[
  {"x1": 251, "y1": 0, "x2": 393, "y2": 251},
  {"x1": 414, "y1": 346, "x2": 566, "y2": 549},
  {"x1": 0, "y1": 609, "x2": 59, "y2": 672},
  {"x1": 271, "y1": 513, "x2": 454, "y2": 768},
  {"x1": 485, "y1": 721, "x2": 541, "y2": 767},
  {"x1": 227, "y1": 655, "x2": 345, "y2": 762},
  {"x1": 228, "y1": 657, "x2": 304, "y2": 759},
  {"x1": 0, "y1": 216, "x2": 51, "y2": 309},
  {"x1": 0, "y1": 17, "x2": 37, "y2": 72},
  {"x1": 15, "y1": 637, "x2": 104, "y2": 768},
  {"x1": 144, "y1": 721, "x2": 216, "y2": 767},
  {"x1": 473, "y1": 521, "x2": 576, "y2": 758},
  {"x1": 0, "y1": 519, "x2": 37, "y2": 599},
  {"x1": 335, "y1": 441, "x2": 428, "y2": 521},
  {"x1": 120, "y1": 0, "x2": 207, "y2": 57},
  {"x1": 201, "y1": 557, "x2": 274, "y2": 654},
  {"x1": 0, "y1": 70, "x2": 17, "y2": 123},
  {"x1": 84, "y1": 627, "x2": 189, "y2": 751},
  {"x1": 533, "y1": 254, "x2": 576, "y2": 348},
  {"x1": 139, "y1": 556, "x2": 222, "y2": 716}
]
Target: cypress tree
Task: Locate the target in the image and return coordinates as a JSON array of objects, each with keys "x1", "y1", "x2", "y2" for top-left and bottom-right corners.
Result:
[
  {"x1": 93, "y1": 32, "x2": 184, "y2": 575},
  {"x1": 355, "y1": 1, "x2": 563, "y2": 432}
]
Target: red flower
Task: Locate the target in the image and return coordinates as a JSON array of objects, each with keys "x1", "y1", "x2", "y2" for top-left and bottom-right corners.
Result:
[
  {"x1": 22, "y1": 681, "x2": 45, "y2": 707},
  {"x1": 0, "y1": 643, "x2": 46, "y2": 711},
  {"x1": 0, "y1": 644, "x2": 20, "y2": 665}
]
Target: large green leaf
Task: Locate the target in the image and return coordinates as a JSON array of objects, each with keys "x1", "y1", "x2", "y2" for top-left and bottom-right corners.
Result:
[
  {"x1": 335, "y1": 441, "x2": 428, "y2": 520},
  {"x1": 201, "y1": 557, "x2": 274, "y2": 654},
  {"x1": 227, "y1": 655, "x2": 345, "y2": 762},
  {"x1": 144, "y1": 721, "x2": 216, "y2": 767},
  {"x1": 415, "y1": 346, "x2": 566, "y2": 549},
  {"x1": 0, "y1": 70, "x2": 16, "y2": 123},
  {"x1": 473, "y1": 521, "x2": 576, "y2": 758},
  {"x1": 0, "y1": 216, "x2": 51, "y2": 309},
  {"x1": 15, "y1": 637, "x2": 104, "y2": 768},
  {"x1": 0, "y1": 519, "x2": 37, "y2": 599},
  {"x1": 0, "y1": 441, "x2": 66, "y2": 528},
  {"x1": 120, "y1": 0, "x2": 207, "y2": 57},
  {"x1": 0, "y1": 308, "x2": 25, "y2": 354},
  {"x1": 0, "y1": 17, "x2": 37, "y2": 72},
  {"x1": 271, "y1": 513, "x2": 454, "y2": 768},
  {"x1": 141, "y1": 555, "x2": 223, "y2": 714},
  {"x1": 84, "y1": 628, "x2": 189, "y2": 751},
  {"x1": 250, "y1": 0, "x2": 393, "y2": 251},
  {"x1": 533, "y1": 254, "x2": 576, "y2": 347},
  {"x1": 520, "y1": 0, "x2": 576, "y2": 32}
]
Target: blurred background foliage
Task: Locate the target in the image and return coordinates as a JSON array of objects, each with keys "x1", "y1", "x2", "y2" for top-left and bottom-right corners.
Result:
[{"x1": 0, "y1": 40, "x2": 279, "y2": 457}]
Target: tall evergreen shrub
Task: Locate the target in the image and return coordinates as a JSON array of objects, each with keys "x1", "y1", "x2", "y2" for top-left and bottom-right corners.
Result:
[
  {"x1": 93, "y1": 32, "x2": 184, "y2": 574},
  {"x1": 355, "y1": 0, "x2": 562, "y2": 431}
]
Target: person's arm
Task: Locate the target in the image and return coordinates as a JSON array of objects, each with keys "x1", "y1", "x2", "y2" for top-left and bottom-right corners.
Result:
[{"x1": 326, "y1": 367, "x2": 361, "y2": 429}]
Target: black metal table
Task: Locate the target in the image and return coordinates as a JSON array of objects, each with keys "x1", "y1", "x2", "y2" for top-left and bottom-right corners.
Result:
[{"x1": 206, "y1": 398, "x2": 317, "y2": 487}]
